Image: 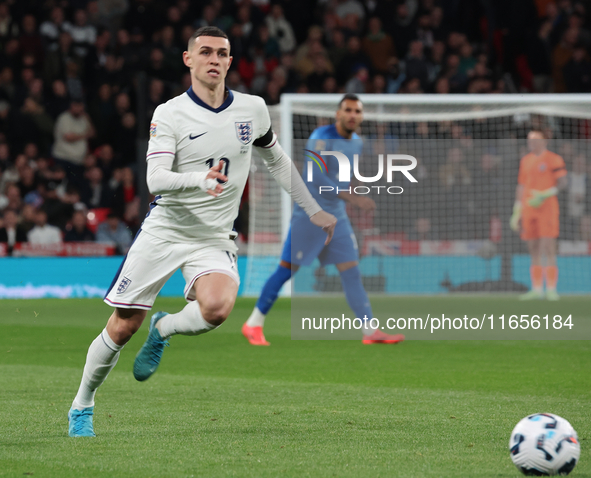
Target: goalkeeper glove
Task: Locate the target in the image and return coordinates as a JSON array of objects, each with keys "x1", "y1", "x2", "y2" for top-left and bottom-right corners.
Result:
[
  {"x1": 528, "y1": 187, "x2": 558, "y2": 208},
  {"x1": 510, "y1": 202, "x2": 521, "y2": 232}
]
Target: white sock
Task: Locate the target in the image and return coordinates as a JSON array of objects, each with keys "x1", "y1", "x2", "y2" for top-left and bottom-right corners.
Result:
[
  {"x1": 72, "y1": 328, "x2": 123, "y2": 410},
  {"x1": 362, "y1": 317, "x2": 377, "y2": 337},
  {"x1": 246, "y1": 307, "x2": 266, "y2": 327},
  {"x1": 156, "y1": 301, "x2": 217, "y2": 339}
]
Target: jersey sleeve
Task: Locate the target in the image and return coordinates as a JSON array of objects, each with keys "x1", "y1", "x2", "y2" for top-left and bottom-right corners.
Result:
[
  {"x1": 146, "y1": 104, "x2": 177, "y2": 162},
  {"x1": 551, "y1": 154, "x2": 567, "y2": 181},
  {"x1": 251, "y1": 97, "x2": 273, "y2": 146}
]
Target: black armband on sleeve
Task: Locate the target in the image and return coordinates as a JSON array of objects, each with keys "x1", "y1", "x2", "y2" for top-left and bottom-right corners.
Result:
[{"x1": 253, "y1": 126, "x2": 274, "y2": 147}]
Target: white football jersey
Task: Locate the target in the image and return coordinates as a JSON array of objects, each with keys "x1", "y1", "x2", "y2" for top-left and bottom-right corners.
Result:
[{"x1": 142, "y1": 87, "x2": 271, "y2": 251}]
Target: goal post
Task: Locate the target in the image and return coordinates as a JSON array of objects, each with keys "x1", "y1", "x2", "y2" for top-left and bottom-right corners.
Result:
[{"x1": 243, "y1": 94, "x2": 591, "y2": 297}]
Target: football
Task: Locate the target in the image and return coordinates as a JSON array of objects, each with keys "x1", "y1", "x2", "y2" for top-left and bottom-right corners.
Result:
[{"x1": 510, "y1": 413, "x2": 580, "y2": 476}]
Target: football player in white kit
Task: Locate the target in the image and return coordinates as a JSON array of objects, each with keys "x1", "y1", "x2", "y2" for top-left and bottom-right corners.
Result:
[{"x1": 67, "y1": 26, "x2": 337, "y2": 437}]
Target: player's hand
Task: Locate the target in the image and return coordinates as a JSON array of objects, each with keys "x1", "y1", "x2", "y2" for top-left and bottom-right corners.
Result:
[
  {"x1": 310, "y1": 210, "x2": 337, "y2": 245},
  {"x1": 510, "y1": 202, "x2": 521, "y2": 232},
  {"x1": 353, "y1": 196, "x2": 376, "y2": 211},
  {"x1": 509, "y1": 214, "x2": 521, "y2": 232},
  {"x1": 205, "y1": 161, "x2": 227, "y2": 197},
  {"x1": 527, "y1": 190, "x2": 545, "y2": 208}
]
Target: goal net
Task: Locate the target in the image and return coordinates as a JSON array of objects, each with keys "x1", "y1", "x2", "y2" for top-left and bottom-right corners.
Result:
[{"x1": 244, "y1": 94, "x2": 591, "y2": 297}]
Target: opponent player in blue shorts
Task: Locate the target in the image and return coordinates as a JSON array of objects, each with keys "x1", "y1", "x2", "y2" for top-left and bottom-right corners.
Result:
[{"x1": 243, "y1": 94, "x2": 405, "y2": 345}]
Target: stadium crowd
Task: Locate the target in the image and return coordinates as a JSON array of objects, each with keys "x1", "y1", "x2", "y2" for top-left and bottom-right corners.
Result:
[{"x1": 1, "y1": 0, "x2": 591, "y2": 255}]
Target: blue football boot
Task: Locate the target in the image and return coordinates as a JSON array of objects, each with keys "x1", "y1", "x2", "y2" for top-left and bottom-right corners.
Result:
[
  {"x1": 133, "y1": 312, "x2": 169, "y2": 381},
  {"x1": 68, "y1": 406, "x2": 96, "y2": 437}
]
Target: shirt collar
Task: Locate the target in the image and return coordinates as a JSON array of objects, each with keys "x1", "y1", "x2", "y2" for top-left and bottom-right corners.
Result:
[{"x1": 186, "y1": 86, "x2": 234, "y2": 113}]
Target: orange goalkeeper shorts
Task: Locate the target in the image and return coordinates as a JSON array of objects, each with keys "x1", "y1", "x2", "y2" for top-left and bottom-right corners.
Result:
[{"x1": 521, "y1": 212, "x2": 559, "y2": 240}]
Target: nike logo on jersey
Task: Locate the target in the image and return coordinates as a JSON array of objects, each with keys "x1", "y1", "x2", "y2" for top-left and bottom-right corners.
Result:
[{"x1": 189, "y1": 132, "x2": 207, "y2": 140}]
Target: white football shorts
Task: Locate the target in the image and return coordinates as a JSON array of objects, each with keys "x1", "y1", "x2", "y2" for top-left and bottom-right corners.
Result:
[{"x1": 104, "y1": 229, "x2": 239, "y2": 310}]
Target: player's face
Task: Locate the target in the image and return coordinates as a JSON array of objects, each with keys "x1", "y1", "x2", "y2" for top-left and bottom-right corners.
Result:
[
  {"x1": 527, "y1": 131, "x2": 547, "y2": 154},
  {"x1": 183, "y1": 36, "x2": 232, "y2": 88},
  {"x1": 336, "y1": 100, "x2": 363, "y2": 135}
]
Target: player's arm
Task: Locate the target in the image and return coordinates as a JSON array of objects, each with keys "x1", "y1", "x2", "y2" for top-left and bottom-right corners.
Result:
[
  {"x1": 307, "y1": 140, "x2": 376, "y2": 211},
  {"x1": 510, "y1": 183, "x2": 524, "y2": 232},
  {"x1": 147, "y1": 156, "x2": 226, "y2": 197},
  {"x1": 527, "y1": 176, "x2": 567, "y2": 208},
  {"x1": 145, "y1": 105, "x2": 225, "y2": 197},
  {"x1": 510, "y1": 158, "x2": 526, "y2": 232},
  {"x1": 527, "y1": 157, "x2": 568, "y2": 208},
  {"x1": 253, "y1": 128, "x2": 337, "y2": 244}
]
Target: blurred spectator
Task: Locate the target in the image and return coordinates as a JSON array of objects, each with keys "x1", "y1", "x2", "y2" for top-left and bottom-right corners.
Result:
[
  {"x1": 0, "y1": 2, "x2": 19, "y2": 50},
  {"x1": 52, "y1": 99, "x2": 95, "y2": 183},
  {"x1": 64, "y1": 209, "x2": 95, "y2": 242},
  {"x1": 391, "y1": 3, "x2": 415, "y2": 56},
  {"x1": 96, "y1": 143, "x2": 116, "y2": 177},
  {"x1": 64, "y1": 9, "x2": 97, "y2": 58},
  {"x1": 336, "y1": 36, "x2": 371, "y2": 86},
  {"x1": 306, "y1": 53, "x2": 334, "y2": 93},
  {"x1": 19, "y1": 14, "x2": 44, "y2": 65},
  {"x1": 362, "y1": 17, "x2": 396, "y2": 75},
  {"x1": 345, "y1": 66, "x2": 368, "y2": 93},
  {"x1": 20, "y1": 203, "x2": 36, "y2": 233},
  {"x1": 20, "y1": 97, "x2": 54, "y2": 154},
  {"x1": 335, "y1": 0, "x2": 365, "y2": 22},
  {"x1": 527, "y1": 21, "x2": 553, "y2": 93},
  {"x1": 385, "y1": 57, "x2": 406, "y2": 93},
  {"x1": 46, "y1": 80, "x2": 70, "y2": 120},
  {"x1": 42, "y1": 180, "x2": 73, "y2": 230},
  {"x1": 568, "y1": 153, "x2": 586, "y2": 220},
  {"x1": 439, "y1": 147, "x2": 472, "y2": 190},
  {"x1": 256, "y1": 24, "x2": 281, "y2": 61},
  {"x1": 563, "y1": 45, "x2": 591, "y2": 92},
  {"x1": 226, "y1": 70, "x2": 248, "y2": 93},
  {"x1": 266, "y1": 5, "x2": 296, "y2": 54},
  {"x1": 96, "y1": 0, "x2": 129, "y2": 32},
  {"x1": 40, "y1": 7, "x2": 66, "y2": 52},
  {"x1": 0, "y1": 208, "x2": 27, "y2": 253},
  {"x1": 1, "y1": 183, "x2": 22, "y2": 211},
  {"x1": 159, "y1": 25, "x2": 183, "y2": 78},
  {"x1": 295, "y1": 26, "x2": 326, "y2": 77},
  {"x1": 44, "y1": 32, "x2": 82, "y2": 84},
  {"x1": 96, "y1": 212, "x2": 132, "y2": 254},
  {"x1": 89, "y1": 83, "x2": 116, "y2": 143},
  {"x1": 81, "y1": 166, "x2": 113, "y2": 208},
  {"x1": 552, "y1": 28, "x2": 578, "y2": 92},
  {"x1": 27, "y1": 209, "x2": 61, "y2": 244},
  {"x1": 408, "y1": 217, "x2": 434, "y2": 241},
  {"x1": 17, "y1": 164, "x2": 38, "y2": 196},
  {"x1": 113, "y1": 112, "x2": 137, "y2": 164},
  {"x1": 405, "y1": 41, "x2": 430, "y2": 91},
  {"x1": 0, "y1": 142, "x2": 10, "y2": 175},
  {"x1": 328, "y1": 29, "x2": 347, "y2": 72},
  {"x1": 458, "y1": 42, "x2": 477, "y2": 76}
]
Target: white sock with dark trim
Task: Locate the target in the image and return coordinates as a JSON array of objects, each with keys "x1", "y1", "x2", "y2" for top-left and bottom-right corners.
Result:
[
  {"x1": 72, "y1": 328, "x2": 123, "y2": 410},
  {"x1": 156, "y1": 301, "x2": 217, "y2": 339},
  {"x1": 246, "y1": 307, "x2": 266, "y2": 327}
]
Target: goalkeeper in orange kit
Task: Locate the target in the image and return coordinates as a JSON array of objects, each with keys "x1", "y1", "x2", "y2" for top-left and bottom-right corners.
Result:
[{"x1": 510, "y1": 130, "x2": 568, "y2": 300}]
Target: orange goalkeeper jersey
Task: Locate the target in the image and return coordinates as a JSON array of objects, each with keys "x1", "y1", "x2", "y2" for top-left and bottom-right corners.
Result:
[{"x1": 518, "y1": 150, "x2": 566, "y2": 214}]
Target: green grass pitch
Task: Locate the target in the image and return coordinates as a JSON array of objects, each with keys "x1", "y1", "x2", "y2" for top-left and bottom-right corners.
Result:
[{"x1": 0, "y1": 296, "x2": 590, "y2": 477}]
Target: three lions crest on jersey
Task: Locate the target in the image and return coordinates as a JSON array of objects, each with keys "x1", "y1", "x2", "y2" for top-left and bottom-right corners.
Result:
[{"x1": 235, "y1": 121, "x2": 253, "y2": 144}]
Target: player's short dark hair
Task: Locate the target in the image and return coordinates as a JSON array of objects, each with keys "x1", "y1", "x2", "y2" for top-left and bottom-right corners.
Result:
[
  {"x1": 188, "y1": 26, "x2": 229, "y2": 50},
  {"x1": 339, "y1": 93, "x2": 362, "y2": 108},
  {"x1": 529, "y1": 129, "x2": 548, "y2": 139}
]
